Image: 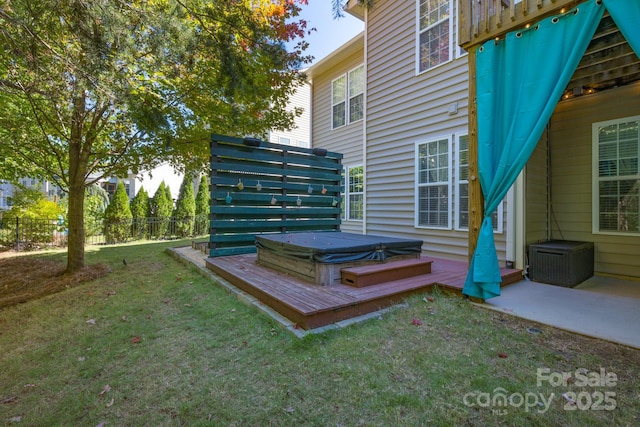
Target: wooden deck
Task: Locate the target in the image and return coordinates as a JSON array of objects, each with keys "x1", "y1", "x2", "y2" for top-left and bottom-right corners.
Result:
[{"x1": 205, "y1": 254, "x2": 522, "y2": 330}]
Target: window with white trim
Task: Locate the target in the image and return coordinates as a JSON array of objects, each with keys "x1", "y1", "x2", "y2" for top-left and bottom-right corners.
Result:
[
  {"x1": 456, "y1": 134, "x2": 502, "y2": 232},
  {"x1": 332, "y1": 75, "x2": 346, "y2": 129},
  {"x1": 593, "y1": 116, "x2": 640, "y2": 234},
  {"x1": 417, "y1": 0, "x2": 452, "y2": 73},
  {"x1": 416, "y1": 137, "x2": 451, "y2": 228},
  {"x1": 348, "y1": 67, "x2": 364, "y2": 123},
  {"x1": 331, "y1": 65, "x2": 364, "y2": 129},
  {"x1": 347, "y1": 165, "x2": 364, "y2": 221}
]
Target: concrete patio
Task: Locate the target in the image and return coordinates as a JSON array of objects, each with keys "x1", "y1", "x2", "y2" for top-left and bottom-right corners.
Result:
[{"x1": 479, "y1": 276, "x2": 640, "y2": 349}]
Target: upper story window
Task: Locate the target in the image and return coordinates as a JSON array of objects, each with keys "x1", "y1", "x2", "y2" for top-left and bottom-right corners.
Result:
[
  {"x1": 593, "y1": 116, "x2": 640, "y2": 235},
  {"x1": 417, "y1": 0, "x2": 452, "y2": 73},
  {"x1": 332, "y1": 64, "x2": 364, "y2": 129}
]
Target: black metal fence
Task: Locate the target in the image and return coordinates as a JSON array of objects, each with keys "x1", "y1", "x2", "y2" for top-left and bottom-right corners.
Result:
[{"x1": 0, "y1": 215, "x2": 209, "y2": 251}]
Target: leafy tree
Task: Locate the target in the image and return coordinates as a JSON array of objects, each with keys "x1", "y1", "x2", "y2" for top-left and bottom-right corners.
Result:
[
  {"x1": 104, "y1": 182, "x2": 132, "y2": 243},
  {"x1": 84, "y1": 184, "x2": 110, "y2": 238},
  {"x1": 163, "y1": 183, "x2": 174, "y2": 237},
  {"x1": 195, "y1": 175, "x2": 210, "y2": 236},
  {"x1": 2, "y1": 189, "x2": 64, "y2": 247},
  {"x1": 150, "y1": 182, "x2": 172, "y2": 238},
  {"x1": 0, "y1": 0, "x2": 310, "y2": 273},
  {"x1": 57, "y1": 184, "x2": 109, "y2": 238},
  {"x1": 130, "y1": 187, "x2": 150, "y2": 240},
  {"x1": 4, "y1": 193, "x2": 62, "y2": 220},
  {"x1": 173, "y1": 175, "x2": 196, "y2": 237},
  {"x1": 3, "y1": 185, "x2": 43, "y2": 212}
]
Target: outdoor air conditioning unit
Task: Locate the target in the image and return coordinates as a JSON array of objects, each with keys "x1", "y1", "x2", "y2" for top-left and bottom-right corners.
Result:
[{"x1": 528, "y1": 240, "x2": 594, "y2": 287}]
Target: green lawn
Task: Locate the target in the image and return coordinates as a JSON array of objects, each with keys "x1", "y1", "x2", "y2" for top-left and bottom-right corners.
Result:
[{"x1": 1, "y1": 240, "x2": 638, "y2": 426}]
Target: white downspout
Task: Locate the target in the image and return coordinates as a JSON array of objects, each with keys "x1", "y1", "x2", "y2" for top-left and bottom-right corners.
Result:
[
  {"x1": 507, "y1": 170, "x2": 526, "y2": 270},
  {"x1": 361, "y1": 8, "x2": 368, "y2": 235}
]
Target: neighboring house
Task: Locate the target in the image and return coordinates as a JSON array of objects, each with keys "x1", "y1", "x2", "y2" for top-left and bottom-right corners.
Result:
[
  {"x1": 308, "y1": 0, "x2": 640, "y2": 285},
  {"x1": 266, "y1": 80, "x2": 312, "y2": 148},
  {"x1": 0, "y1": 178, "x2": 64, "y2": 211}
]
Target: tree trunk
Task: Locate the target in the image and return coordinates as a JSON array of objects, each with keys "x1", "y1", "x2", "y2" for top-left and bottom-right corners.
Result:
[
  {"x1": 66, "y1": 180, "x2": 86, "y2": 274},
  {"x1": 65, "y1": 94, "x2": 89, "y2": 274}
]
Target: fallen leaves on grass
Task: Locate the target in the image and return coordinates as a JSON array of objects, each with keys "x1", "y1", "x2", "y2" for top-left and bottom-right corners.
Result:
[
  {"x1": 497, "y1": 352, "x2": 508, "y2": 358},
  {"x1": 132, "y1": 336, "x2": 141, "y2": 344},
  {"x1": 0, "y1": 255, "x2": 110, "y2": 309},
  {"x1": 99, "y1": 385, "x2": 111, "y2": 396},
  {"x1": 412, "y1": 318, "x2": 423, "y2": 326}
]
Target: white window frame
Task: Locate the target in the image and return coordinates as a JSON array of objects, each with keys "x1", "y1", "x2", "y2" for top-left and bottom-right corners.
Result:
[
  {"x1": 346, "y1": 165, "x2": 364, "y2": 221},
  {"x1": 415, "y1": 136, "x2": 452, "y2": 229},
  {"x1": 455, "y1": 133, "x2": 503, "y2": 233},
  {"x1": 416, "y1": 0, "x2": 453, "y2": 74},
  {"x1": 348, "y1": 66, "x2": 364, "y2": 124},
  {"x1": 331, "y1": 64, "x2": 364, "y2": 130},
  {"x1": 278, "y1": 136, "x2": 290, "y2": 145},
  {"x1": 592, "y1": 116, "x2": 640, "y2": 236},
  {"x1": 331, "y1": 75, "x2": 347, "y2": 129}
]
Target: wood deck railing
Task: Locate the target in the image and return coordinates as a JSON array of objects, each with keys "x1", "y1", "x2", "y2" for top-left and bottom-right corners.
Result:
[{"x1": 458, "y1": 0, "x2": 584, "y2": 48}]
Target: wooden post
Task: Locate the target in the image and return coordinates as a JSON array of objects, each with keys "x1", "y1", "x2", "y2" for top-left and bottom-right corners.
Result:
[
  {"x1": 468, "y1": 48, "x2": 484, "y2": 260},
  {"x1": 458, "y1": 0, "x2": 471, "y2": 47}
]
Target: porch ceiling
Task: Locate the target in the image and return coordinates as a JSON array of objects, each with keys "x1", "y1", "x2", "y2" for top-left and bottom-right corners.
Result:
[{"x1": 565, "y1": 13, "x2": 640, "y2": 97}]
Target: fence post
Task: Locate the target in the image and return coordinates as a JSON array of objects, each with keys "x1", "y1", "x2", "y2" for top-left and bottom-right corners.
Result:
[{"x1": 15, "y1": 217, "x2": 19, "y2": 251}]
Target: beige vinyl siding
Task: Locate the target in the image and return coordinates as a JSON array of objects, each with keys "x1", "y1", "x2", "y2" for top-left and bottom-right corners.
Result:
[
  {"x1": 268, "y1": 82, "x2": 311, "y2": 147},
  {"x1": 525, "y1": 131, "x2": 550, "y2": 246},
  {"x1": 311, "y1": 56, "x2": 364, "y2": 161},
  {"x1": 310, "y1": 40, "x2": 365, "y2": 234},
  {"x1": 548, "y1": 81, "x2": 640, "y2": 278},
  {"x1": 365, "y1": 0, "x2": 506, "y2": 262}
]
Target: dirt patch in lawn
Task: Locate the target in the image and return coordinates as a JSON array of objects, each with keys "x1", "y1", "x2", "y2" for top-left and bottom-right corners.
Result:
[{"x1": 0, "y1": 252, "x2": 110, "y2": 309}]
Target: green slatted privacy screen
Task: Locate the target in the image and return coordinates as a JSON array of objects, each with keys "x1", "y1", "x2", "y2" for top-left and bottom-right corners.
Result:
[{"x1": 209, "y1": 134, "x2": 343, "y2": 257}]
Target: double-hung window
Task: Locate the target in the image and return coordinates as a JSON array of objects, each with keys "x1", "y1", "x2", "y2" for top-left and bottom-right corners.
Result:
[
  {"x1": 417, "y1": 0, "x2": 452, "y2": 73},
  {"x1": 593, "y1": 116, "x2": 640, "y2": 234},
  {"x1": 456, "y1": 134, "x2": 502, "y2": 232},
  {"x1": 416, "y1": 138, "x2": 451, "y2": 228},
  {"x1": 332, "y1": 65, "x2": 364, "y2": 129},
  {"x1": 347, "y1": 165, "x2": 364, "y2": 221}
]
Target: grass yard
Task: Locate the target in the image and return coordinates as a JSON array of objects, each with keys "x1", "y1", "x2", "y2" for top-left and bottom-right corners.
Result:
[{"x1": 0, "y1": 240, "x2": 638, "y2": 426}]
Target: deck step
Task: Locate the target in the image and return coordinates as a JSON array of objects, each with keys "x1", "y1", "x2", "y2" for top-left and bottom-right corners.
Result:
[
  {"x1": 500, "y1": 268, "x2": 523, "y2": 287},
  {"x1": 340, "y1": 257, "x2": 433, "y2": 288}
]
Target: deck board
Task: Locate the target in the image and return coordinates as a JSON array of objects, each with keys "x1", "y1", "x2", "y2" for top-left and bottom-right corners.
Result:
[{"x1": 205, "y1": 254, "x2": 521, "y2": 329}]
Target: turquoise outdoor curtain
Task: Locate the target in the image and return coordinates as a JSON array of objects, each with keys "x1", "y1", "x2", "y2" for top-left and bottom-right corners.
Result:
[
  {"x1": 464, "y1": 0, "x2": 640, "y2": 300},
  {"x1": 603, "y1": 0, "x2": 640, "y2": 55},
  {"x1": 462, "y1": 0, "x2": 605, "y2": 300}
]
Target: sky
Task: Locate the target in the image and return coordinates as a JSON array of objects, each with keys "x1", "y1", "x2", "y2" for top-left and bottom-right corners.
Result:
[{"x1": 292, "y1": 2, "x2": 364, "y2": 65}]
